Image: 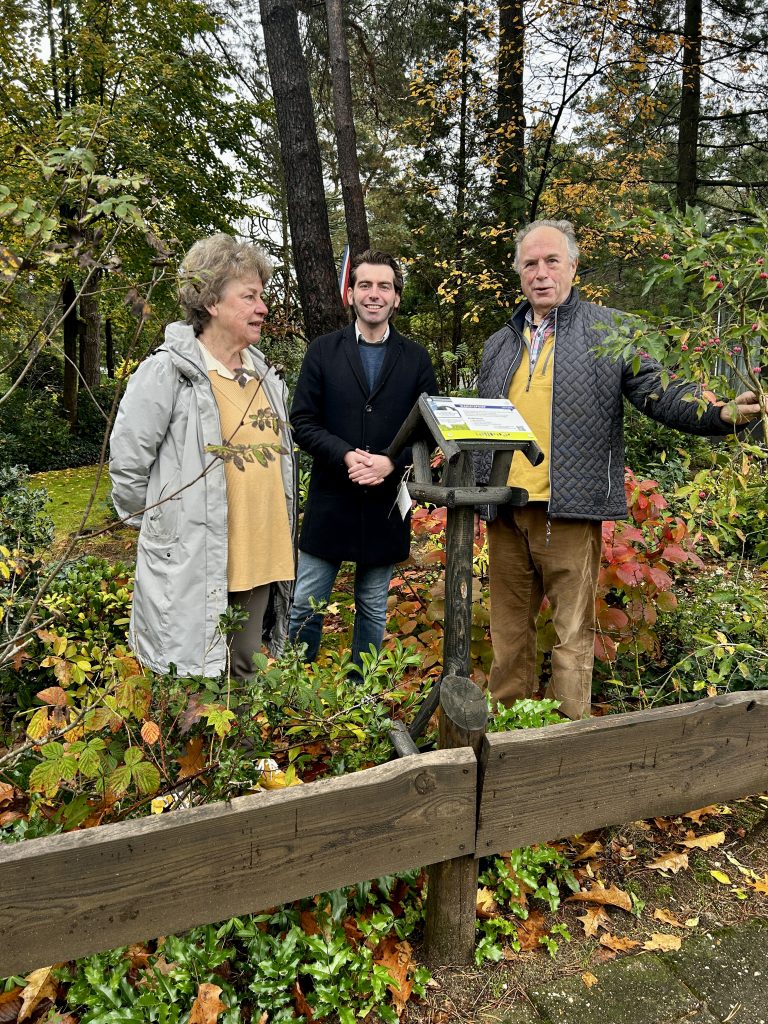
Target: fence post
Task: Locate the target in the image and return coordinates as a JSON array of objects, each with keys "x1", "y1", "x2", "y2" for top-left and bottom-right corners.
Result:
[{"x1": 423, "y1": 674, "x2": 487, "y2": 966}]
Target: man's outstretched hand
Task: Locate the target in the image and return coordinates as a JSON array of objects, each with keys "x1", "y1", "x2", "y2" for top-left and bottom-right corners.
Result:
[{"x1": 720, "y1": 390, "x2": 768, "y2": 425}]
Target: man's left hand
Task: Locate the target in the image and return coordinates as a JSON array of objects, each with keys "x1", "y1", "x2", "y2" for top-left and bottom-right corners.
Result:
[
  {"x1": 347, "y1": 449, "x2": 395, "y2": 486},
  {"x1": 720, "y1": 391, "x2": 768, "y2": 425}
]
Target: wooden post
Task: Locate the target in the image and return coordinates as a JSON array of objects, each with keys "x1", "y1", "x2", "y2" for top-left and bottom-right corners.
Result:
[
  {"x1": 423, "y1": 674, "x2": 488, "y2": 966},
  {"x1": 442, "y1": 452, "x2": 475, "y2": 678}
]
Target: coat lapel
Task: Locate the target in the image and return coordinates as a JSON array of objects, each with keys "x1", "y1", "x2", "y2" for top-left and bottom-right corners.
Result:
[
  {"x1": 368, "y1": 327, "x2": 404, "y2": 400},
  {"x1": 341, "y1": 323, "x2": 370, "y2": 396}
]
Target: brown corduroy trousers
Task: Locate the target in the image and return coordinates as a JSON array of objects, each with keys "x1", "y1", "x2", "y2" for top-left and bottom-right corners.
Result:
[{"x1": 487, "y1": 505, "x2": 602, "y2": 720}]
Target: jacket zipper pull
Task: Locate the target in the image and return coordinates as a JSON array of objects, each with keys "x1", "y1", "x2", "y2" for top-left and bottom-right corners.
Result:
[{"x1": 546, "y1": 513, "x2": 552, "y2": 546}]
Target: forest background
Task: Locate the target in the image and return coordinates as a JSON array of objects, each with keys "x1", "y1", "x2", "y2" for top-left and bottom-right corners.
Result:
[{"x1": 1, "y1": 1, "x2": 768, "y2": 1022}]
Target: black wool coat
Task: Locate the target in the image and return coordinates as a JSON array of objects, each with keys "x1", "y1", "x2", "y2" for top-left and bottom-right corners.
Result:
[{"x1": 291, "y1": 323, "x2": 438, "y2": 565}]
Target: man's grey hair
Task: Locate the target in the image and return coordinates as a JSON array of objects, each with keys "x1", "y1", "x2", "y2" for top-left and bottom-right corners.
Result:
[
  {"x1": 178, "y1": 233, "x2": 273, "y2": 336},
  {"x1": 513, "y1": 219, "x2": 580, "y2": 273}
]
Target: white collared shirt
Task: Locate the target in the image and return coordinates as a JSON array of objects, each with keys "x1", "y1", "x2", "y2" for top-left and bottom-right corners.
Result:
[{"x1": 197, "y1": 340, "x2": 255, "y2": 379}]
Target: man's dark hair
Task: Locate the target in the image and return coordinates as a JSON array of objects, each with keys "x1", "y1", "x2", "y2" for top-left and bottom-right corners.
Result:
[{"x1": 349, "y1": 249, "x2": 404, "y2": 294}]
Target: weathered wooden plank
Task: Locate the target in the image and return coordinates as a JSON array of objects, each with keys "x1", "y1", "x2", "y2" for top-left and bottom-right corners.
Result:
[
  {"x1": 0, "y1": 748, "x2": 476, "y2": 976},
  {"x1": 477, "y1": 691, "x2": 768, "y2": 857}
]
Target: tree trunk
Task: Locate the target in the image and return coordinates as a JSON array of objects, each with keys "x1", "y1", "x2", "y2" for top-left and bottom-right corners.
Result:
[
  {"x1": 259, "y1": 0, "x2": 347, "y2": 340},
  {"x1": 677, "y1": 0, "x2": 702, "y2": 210},
  {"x1": 61, "y1": 277, "x2": 79, "y2": 428},
  {"x1": 325, "y1": 0, "x2": 370, "y2": 258},
  {"x1": 105, "y1": 316, "x2": 114, "y2": 378},
  {"x1": 450, "y1": 6, "x2": 469, "y2": 392},
  {"x1": 496, "y1": 0, "x2": 526, "y2": 230},
  {"x1": 80, "y1": 269, "x2": 102, "y2": 388}
]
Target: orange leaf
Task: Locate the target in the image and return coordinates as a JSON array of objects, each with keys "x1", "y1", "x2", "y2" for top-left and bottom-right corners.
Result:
[
  {"x1": 293, "y1": 981, "x2": 314, "y2": 1022},
  {"x1": 647, "y1": 851, "x2": 689, "y2": 874},
  {"x1": 567, "y1": 883, "x2": 632, "y2": 912},
  {"x1": 300, "y1": 909, "x2": 321, "y2": 935},
  {"x1": 581, "y1": 972, "x2": 599, "y2": 989},
  {"x1": 141, "y1": 721, "x2": 161, "y2": 745},
  {"x1": 374, "y1": 936, "x2": 416, "y2": 1015},
  {"x1": 176, "y1": 736, "x2": 206, "y2": 780},
  {"x1": 35, "y1": 687, "x2": 68, "y2": 707},
  {"x1": 599, "y1": 933, "x2": 641, "y2": 952},
  {"x1": 749, "y1": 874, "x2": 768, "y2": 895},
  {"x1": 189, "y1": 984, "x2": 227, "y2": 1024},
  {"x1": 516, "y1": 909, "x2": 548, "y2": 951}
]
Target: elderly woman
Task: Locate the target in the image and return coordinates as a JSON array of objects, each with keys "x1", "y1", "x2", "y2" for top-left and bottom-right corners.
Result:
[{"x1": 110, "y1": 234, "x2": 296, "y2": 679}]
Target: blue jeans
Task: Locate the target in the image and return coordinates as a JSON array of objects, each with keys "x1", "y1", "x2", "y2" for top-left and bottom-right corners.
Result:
[{"x1": 288, "y1": 551, "x2": 394, "y2": 667}]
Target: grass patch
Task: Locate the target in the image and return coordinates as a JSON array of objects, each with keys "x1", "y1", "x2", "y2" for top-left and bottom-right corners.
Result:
[{"x1": 30, "y1": 464, "x2": 113, "y2": 539}]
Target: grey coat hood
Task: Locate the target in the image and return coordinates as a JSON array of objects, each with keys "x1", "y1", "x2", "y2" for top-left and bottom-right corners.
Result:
[{"x1": 109, "y1": 322, "x2": 296, "y2": 677}]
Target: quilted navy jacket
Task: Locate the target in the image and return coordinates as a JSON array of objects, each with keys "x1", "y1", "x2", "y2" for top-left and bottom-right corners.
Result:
[{"x1": 475, "y1": 289, "x2": 735, "y2": 521}]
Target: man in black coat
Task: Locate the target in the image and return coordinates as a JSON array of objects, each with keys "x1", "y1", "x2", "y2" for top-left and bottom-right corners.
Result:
[{"x1": 288, "y1": 249, "x2": 438, "y2": 668}]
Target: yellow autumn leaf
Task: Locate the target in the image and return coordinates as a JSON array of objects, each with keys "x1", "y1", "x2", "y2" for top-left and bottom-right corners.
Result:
[
  {"x1": 681, "y1": 831, "x2": 725, "y2": 850},
  {"x1": 19, "y1": 967, "x2": 57, "y2": 1022},
  {"x1": 141, "y1": 720, "x2": 161, "y2": 745},
  {"x1": 710, "y1": 870, "x2": 732, "y2": 885},
  {"x1": 600, "y1": 933, "x2": 641, "y2": 952},
  {"x1": 26, "y1": 707, "x2": 51, "y2": 740},
  {"x1": 644, "y1": 933, "x2": 682, "y2": 952},
  {"x1": 582, "y1": 972, "x2": 599, "y2": 988},
  {"x1": 749, "y1": 874, "x2": 768, "y2": 895},
  {"x1": 476, "y1": 886, "x2": 500, "y2": 918}
]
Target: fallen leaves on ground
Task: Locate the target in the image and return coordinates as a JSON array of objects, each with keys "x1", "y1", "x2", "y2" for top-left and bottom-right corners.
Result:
[
  {"x1": 476, "y1": 887, "x2": 500, "y2": 919},
  {"x1": 576, "y1": 906, "x2": 612, "y2": 938},
  {"x1": 292, "y1": 982, "x2": 314, "y2": 1022},
  {"x1": 189, "y1": 984, "x2": 227, "y2": 1024},
  {"x1": 683, "y1": 805, "x2": 722, "y2": 824},
  {"x1": 599, "y1": 933, "x2": 641, "y2": 953},
  {"x1": 515, "y1": 910, "x2": 548, "y2": 951},
  {"x1": 710, "y1": 869, "x2": 732, "y2": 885},
  {"x1": 0, "y1": 989, "x2": 23, "y2": 1024},
  {"x1": 18, "y1": 968, "x2": 57, "y2": 1022},
  {"x1": 581, "y1": 972, "x2": 599, "y2": 988},
  {"x1": 680, "y1": 831, "x2": 725, "y2": 850},
  {"x1": 653, "y1": 908, "x2": 688, "y2": 928},
  {"x1": 373, "y1": 936, "x2": 416, "y2": 1016},
  {"x1": 644, "y1": 933, "x2": 682, "y2": 952},
  {"x1": 567, "y1": 883, "x2": 632, "y2": 912},
  {"x1": 749, "y1": 873, "x2": 768, "y2": 895},
  {"x1": 647, "y1": 851, "x2": 689, "y2": 874}
]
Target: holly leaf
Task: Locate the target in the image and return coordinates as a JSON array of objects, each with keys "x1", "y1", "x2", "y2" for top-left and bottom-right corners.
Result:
[
  {"x1": 644, "y1": 933, "x2": 682, "y2": 952},
  {"x1": 189, "y1": 984, "x2": 227, "y2": 1024}
]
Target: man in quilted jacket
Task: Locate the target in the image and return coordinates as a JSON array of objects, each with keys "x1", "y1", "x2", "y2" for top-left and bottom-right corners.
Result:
[{"x1": 476, "y1": 219, "x2": 766, "y2": 720}]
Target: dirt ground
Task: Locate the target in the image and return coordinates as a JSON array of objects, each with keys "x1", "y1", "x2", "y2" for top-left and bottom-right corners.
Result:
[{"x1": 404, "y1": 794, "x2": 768, "y2": 1023}]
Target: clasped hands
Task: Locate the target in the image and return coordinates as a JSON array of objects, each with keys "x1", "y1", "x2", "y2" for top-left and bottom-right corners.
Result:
[{"x1": 344, "y1": 448, "x2": 394, "y2": 487}]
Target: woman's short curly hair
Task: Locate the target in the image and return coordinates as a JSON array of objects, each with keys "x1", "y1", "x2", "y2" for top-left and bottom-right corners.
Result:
[{"x1": 178, "y1": 234, "x2": 273, "y2": 336}]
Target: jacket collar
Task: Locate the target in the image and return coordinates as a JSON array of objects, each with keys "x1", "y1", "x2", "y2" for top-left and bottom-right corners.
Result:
[
  {"x1": 342, "y1": 321, "x2": 405, "y2": 398},
  {"x1": 508, "y1": 287, "x2": 580, "y2": 333}
]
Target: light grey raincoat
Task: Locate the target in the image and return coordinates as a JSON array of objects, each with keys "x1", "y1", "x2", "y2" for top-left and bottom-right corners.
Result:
[{"x1": 109, "y1": 322, "x2": 297, "y2": 677}]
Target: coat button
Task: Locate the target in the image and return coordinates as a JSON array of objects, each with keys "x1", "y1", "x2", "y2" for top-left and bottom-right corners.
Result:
[{"x1": 365, "y1": 404, "x2": 372, "y2": 412}]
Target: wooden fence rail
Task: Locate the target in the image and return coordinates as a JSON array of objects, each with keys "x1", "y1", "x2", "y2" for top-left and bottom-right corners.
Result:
[
  {"x1": 0, "y1": 749, "x2": 476, "y2": 975},
  {"x1": 1, "y1": 690, "x2": 767, "y2": 977}
]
